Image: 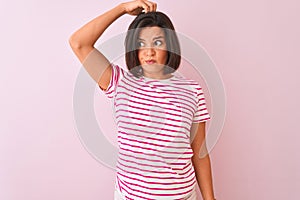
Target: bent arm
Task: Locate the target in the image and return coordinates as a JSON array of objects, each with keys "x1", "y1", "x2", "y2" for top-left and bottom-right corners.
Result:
[
  {"x1": 190, "y1": 122, "x2": 216, "y2": 200},
  {"x1": 68, "y1": 1, "x2": 157, "y2": 90},
  {"x1": 68, "y1": 4, "x2": 126, "y2": 90},
  {"x1": 69, "y1": 4, "x2": 126, "y2": 63}
]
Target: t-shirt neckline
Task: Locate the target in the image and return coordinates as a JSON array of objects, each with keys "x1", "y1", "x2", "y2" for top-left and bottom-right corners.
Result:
[{"x1": 142, "y1": 74, "x2": 175, "y2": 82}]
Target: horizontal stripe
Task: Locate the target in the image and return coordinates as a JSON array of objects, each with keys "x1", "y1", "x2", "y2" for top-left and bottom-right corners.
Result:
[
  {"x1": 115, "y1": 103, "x2": 193, "y2": 120},
  {"x1": 118, "y1": 130, "x2": 190, "y2": 144},
  {"x1": 119, "y1": 146, "x2": 192, "y2": 160},
  {"x1": 99, "y1": 64, "x2": 210, "y2": 199}
]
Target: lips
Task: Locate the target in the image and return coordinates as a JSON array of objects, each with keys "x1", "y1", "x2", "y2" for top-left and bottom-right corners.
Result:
[{"x1": 145, "y1": 59, "x2": 155, "y2": 64}]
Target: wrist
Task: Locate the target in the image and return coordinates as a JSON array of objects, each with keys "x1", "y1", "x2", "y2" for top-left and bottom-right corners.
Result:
[{"x1": 117, "y1": 3, "x2": 127, "y2": 15}]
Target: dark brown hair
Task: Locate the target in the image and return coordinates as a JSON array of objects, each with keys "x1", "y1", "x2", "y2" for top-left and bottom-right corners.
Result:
[{"x1": 125, "y1": 11, "x2": 181, "y2": 78}]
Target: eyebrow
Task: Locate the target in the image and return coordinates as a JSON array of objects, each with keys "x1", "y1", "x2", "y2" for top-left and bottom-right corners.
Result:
[{"x1": 137, "y1": 36, "x2": 165, "y2": 41}]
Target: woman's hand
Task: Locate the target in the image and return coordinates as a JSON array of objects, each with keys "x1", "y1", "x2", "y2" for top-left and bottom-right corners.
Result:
[{"x1": 121, "y1": 0, "x2": 157, "y2": 16}]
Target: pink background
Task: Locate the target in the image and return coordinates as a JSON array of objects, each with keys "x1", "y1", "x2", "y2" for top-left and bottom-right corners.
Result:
[{"x1": 1, "y1": 0, "x2": 299, "y2": 199}]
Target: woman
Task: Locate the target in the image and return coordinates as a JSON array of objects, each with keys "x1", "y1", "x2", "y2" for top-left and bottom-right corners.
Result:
[{"x1": 69, "y1": 1, "x2": 216, "y2": 199}]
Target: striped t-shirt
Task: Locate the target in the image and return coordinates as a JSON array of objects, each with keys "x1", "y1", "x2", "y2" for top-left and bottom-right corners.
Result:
[{"x1": 100, "y1": 64, "x2": 211, "y2": 199}]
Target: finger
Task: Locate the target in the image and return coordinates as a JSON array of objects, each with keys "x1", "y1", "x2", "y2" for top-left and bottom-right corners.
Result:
[
  {"x1": 137, "y1": 0, "x2": 150, "y2": 13},
  {"x1": 133, "y1": 7, "x2": 143, "y2": 15},
  {"x1": 143, "y1": 1, "x2": 153, "y2": 12},
  {"x1": 153, "y1": 2, "x2": 157, "y2": 11},
  {"x1": 144, "y1": 1, "x2": 155, "y2": 12}
]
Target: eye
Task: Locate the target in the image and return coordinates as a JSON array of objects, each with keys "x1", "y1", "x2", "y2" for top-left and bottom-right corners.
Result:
[
  {"x1": 153, "y1": 40, "x2": 163, "y2": 47},
  {"x1": 137, "y1": 41, "x2": 145, "y2": 48}
]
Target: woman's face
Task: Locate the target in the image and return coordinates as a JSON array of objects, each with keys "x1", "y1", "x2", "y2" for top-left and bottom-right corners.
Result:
[{"x1": 137, "y1": 26, "x2": 168, "y2": 78}]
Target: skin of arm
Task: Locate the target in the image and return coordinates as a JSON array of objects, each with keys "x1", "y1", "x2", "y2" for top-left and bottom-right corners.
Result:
[
  {"x1": 68, "y1": 4, "x2": 126, "y2": 63},
  {"x1": 68, "y1": 0, "x2": 156, "y2": 89},
  {"x1": 68, "y1": 4, "x2": 126, "y2": 88},
  {"x1": 190, "y1": 122, "x2": 216, "y2": 200}
]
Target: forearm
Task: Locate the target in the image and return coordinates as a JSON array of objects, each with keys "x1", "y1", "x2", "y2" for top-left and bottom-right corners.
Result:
[
  {"x1": 69, "y1": 3, "x2": 126, "y2": 48},
  {"x1": 192, "y1": 154, "x2": 215, "y2": 200}
]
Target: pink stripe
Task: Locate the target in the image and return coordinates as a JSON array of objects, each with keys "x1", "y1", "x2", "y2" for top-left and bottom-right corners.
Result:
[
  {"x1": 118, "y1": 135, "x2": 193, "y2": 152},
  {"x1": 195, "y1": 108, "x2": 209, "y2": 113},
  {"x1": 194, "y1": 112, "x2": 210, "y2": 118},
  {"x1": 124, "y1": 76, "x2": 193, "y2": 95},
  {"x1": 117, "y1": 109, "x2": 189, "y2": 125},
  {"x1": 117, "y1": 122, "x2": 189, "y2": 139},
  {"x1": 122, "y1": 178, "x2": 196, "y2": 192},
  {"x1": 172, "y1": 162, "x2": 192, "y2": 171},
  {"x1": 118, "y1": 84, "x2": 180, "y2": 100},
  {"x1": 117, "y1": 160, "x2": 175, "y2": 175},
  {"x1": 117, "y1": 178, "x2": 155, "y2": 200},
  {"x1": 104, "y1": 65, "x2": 116, "y2": 96},
  {"x1": 197, "y1": 101, "x2": 207, "y2": 107},
  {"x1": 119, "y1": 151, "x2": 170, "y2": 165},
  {"x1": 116, "y1": 95, "x2": 185, "y2": 112},
  {"x1": 197, "y1": 92, "x2": 205, "y2": 97},
  {"x1": 165, "y1": 85, "x2": 198, "y2": 97},
  {"x1": 118, "y1": 131, "x2": 190, "y2": 145},
  {"x1": 117, "y1": 168, "x2": 195, "y2": 182},
  {"x1": 116, "y1": 121, "x2": 189, "y2": 138},
  {"x1": 117, "y1": 176, "x2": 124, "y2": 194},
  {"x1": 116, "y1": 91, "x2": 196, "y2": 113},
  {"x1": 118, "y1": 157, "x2": 193, "y2": 176},
  {"x1": 193, "y1": 117, "x2": 211, "y2": 122},
  {"x1": 118, "y1": 155, "x2": 174, "y2": 171},
  {"x1": 116, "y1": 108, "x2": 191, "y2": 126},
  {"x1": 119, "y1": 145, "x2": 191, "y2": 160},
  {"x1": 117, "y1": 115, "x2": 191, "y2": 132},
  {"x1": 118, "y1": 82, "x2": 197, "y2": 106},
  {"x1": 116, "y1": 180, "x2": 146, "y2": 200},
  {"x1": 119, "y1": 92, "x2": 180, "y2": 108},
  {"x1": 118, "y1": 125, "x2": 187, "y2": 139},
  {"x1": 169, "y1": 162, "x2": 188, "y2": 165},
  {"x1": 115, "y1": 103, "x2": 193, "y2": 120},
  {"x1": 174, "y1": 165, "x2": 193, "y2": 176},
  {"x1": 115, "y1": 86, "x2": 199, "y2": 109}
]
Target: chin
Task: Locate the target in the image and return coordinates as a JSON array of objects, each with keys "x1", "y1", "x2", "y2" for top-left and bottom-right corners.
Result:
[{"x1": 142, "y1": 65, "x2": 164, "y2": 71}]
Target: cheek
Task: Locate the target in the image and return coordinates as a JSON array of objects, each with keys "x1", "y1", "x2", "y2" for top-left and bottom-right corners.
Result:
[
  {"x1": 159, "y1": 50, "x2": 168, "y2": 63},
  {"x1": 137, "y1": 50, "x2": 142, "y2": 62}
]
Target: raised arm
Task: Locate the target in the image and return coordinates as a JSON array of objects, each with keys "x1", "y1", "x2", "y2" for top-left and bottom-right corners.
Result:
[{"x1": 68, "y1": 1, "x2": 157, "y2": 90}]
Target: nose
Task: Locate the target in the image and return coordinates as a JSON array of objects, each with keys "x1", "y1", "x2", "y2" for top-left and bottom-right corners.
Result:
[{"x1": 145, "y1": 47, "x2": 155, "y2": 56}]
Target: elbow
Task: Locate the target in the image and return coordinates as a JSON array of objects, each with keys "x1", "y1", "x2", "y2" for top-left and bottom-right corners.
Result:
[
  {"x1": 69, "y1": 34, "x2": 82, "y2": 50},
  {"x1": 69, "y1": 32, "x2": 94, "y2": 62},
  {"x1": 69, "y1": 35, "x2": 81, "y2": 49}
]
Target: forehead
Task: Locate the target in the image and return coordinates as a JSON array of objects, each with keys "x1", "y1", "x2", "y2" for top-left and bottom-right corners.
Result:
[{"x1": 138, "y1": 26, "x2": 165, "y2": 39}]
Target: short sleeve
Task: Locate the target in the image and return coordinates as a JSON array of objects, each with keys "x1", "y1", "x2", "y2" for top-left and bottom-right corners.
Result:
[
  {"x1": 99, "y1": 64, "x2": 125, "y2": 99},
  {"x1": 192, "y1": 85, "x2": 211, "y2": 123}
]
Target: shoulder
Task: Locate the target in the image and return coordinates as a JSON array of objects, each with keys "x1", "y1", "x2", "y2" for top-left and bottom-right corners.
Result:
[{"x1": 173, "y1": 75, "x2": 202, "y2": 91}]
